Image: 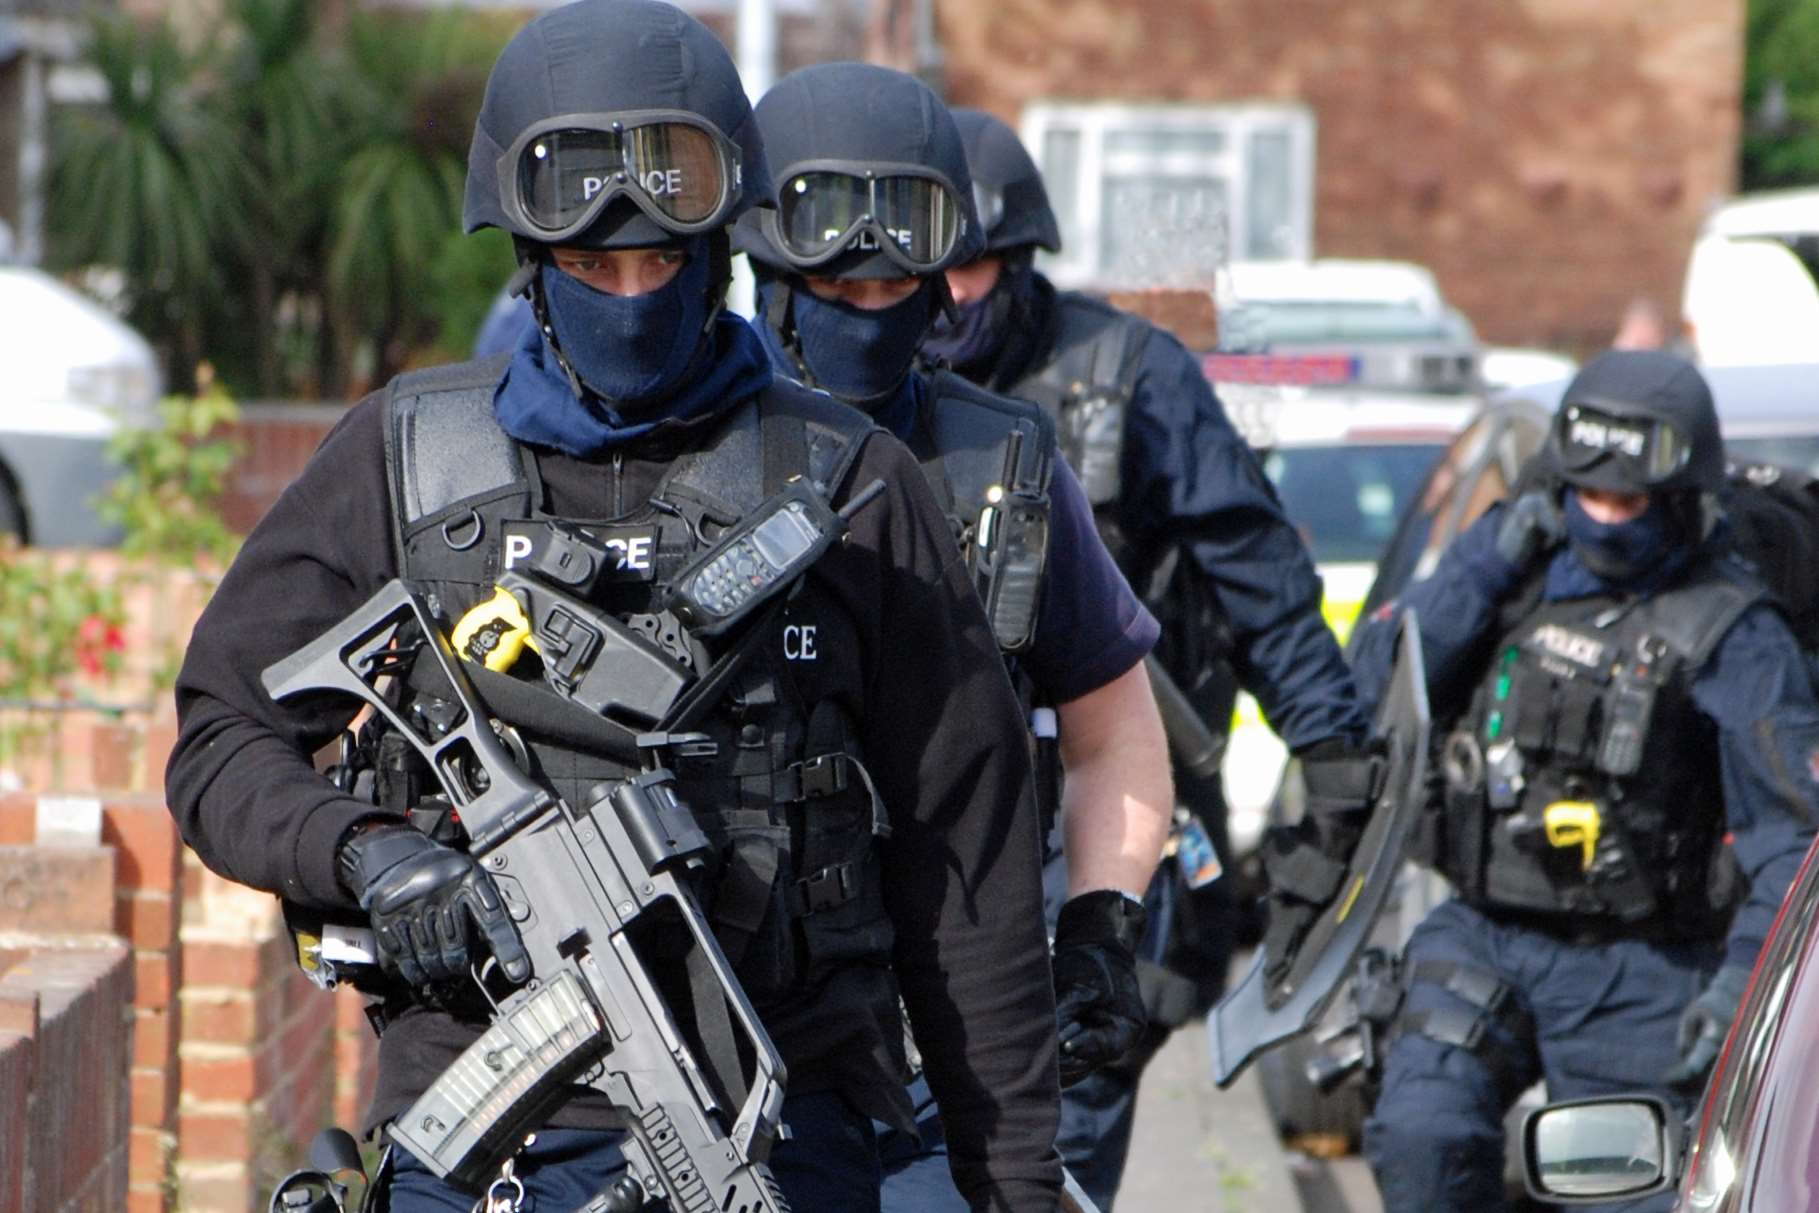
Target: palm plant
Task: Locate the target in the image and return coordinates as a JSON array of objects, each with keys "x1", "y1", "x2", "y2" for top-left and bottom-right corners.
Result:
[
  {"x1": 214, "y1": 0, "x2": 349, "y2": 396},
  {"x1": 49, "y1": 5, "x2": 515, "y2": 399},
  {"x1": 48, "y1": 13, "x2": 255, "y2": 389},
  {"x1": 323, "y1": 9, "x2": 498, "y2": 392}
]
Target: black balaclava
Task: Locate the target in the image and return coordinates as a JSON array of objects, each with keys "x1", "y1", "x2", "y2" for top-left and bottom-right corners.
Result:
[
  {"x1": 921, "y1": 255, "x2": 1031, "y2": 378},
  {"x1": 784, "y1": 278, "x2": 939, "y2": 410},
  {"x1": 1561, "y1": 492, "x2": 1676, "y2": 583},
  {"x1": 533, "y1": 234, "x2": 714, "y2": 407}
]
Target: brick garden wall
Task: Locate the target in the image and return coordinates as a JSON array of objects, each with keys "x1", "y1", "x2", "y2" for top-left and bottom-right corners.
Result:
[
  {"x1": 0, "y1": 943, "x2": 135, "y2": 1212},
  {"x1": 217, "y1": 405, "x2": 346, "y2": 537},
  {"x1": 0, "y1": 397, "x2": 383, "y2": 1208},
  {"x1": 0, "y1": 797, "x2": 378, "y2": 1213},
  {"x1": 1, "y1": 410, "x2": 381, "y2": 1209}
]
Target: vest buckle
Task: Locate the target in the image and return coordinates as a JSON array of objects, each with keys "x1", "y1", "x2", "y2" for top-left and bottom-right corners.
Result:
[
  {"x1": 792, "y1": 754, "x2": 850, "y2": 800},
  {"x1": 790, "y1": 861, "x2": 858, "y2": 915}
]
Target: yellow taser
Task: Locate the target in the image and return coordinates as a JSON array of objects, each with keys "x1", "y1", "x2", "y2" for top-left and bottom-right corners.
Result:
[
  {"x1": 1543, "y1": 801, "x2": 1602, "y2": 871},
  {"x1": 451, "y1": 586, "x2": 538, "y2": 672}
]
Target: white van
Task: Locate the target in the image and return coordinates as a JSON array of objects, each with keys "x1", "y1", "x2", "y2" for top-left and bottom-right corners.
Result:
[
  {"x1": 0, "y1": 265, "x2": 160, "y2": 545},
  {"x1": 1682, "y1": 188, "x2": 1819, "y2": 366}
]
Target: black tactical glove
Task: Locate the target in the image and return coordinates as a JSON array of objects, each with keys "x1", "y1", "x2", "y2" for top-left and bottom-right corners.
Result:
[
  {"x1": 1259, "y1": 738, "x2": 1386, "y2": 989},
  {"x1": 1662, "y1": 965, "x2": 1751, "y2": 1090},
  {"x1": 1052, "y1": 890, "x2": 1148, "y2": 1086},
  {"x1": 1492, "y1": 491, "x2": 1565, "y2": 579},
  {"x1": 337, "y1": 822, "x2": 531, "y2": 988}
]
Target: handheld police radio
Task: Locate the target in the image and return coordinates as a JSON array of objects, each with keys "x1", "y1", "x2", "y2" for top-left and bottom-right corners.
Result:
[
  {"x1": 668, "y1": 477, "x2": 886, "y2": 637},
  {"x1": 1597, "y1": 634, "x2": 1672, "y2": 777},
  {"x1": 972, "y1": 430, "x2": 1050, "y2": 654}
]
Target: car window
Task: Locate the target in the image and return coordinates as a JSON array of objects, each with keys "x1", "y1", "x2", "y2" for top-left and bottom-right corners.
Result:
[
  {"x1": 1727, "y1": 435, "x2": 1819, "y2": 479},
  {"x1": 1261, "y1": 443, "x2": 1442, "y2": 564}
]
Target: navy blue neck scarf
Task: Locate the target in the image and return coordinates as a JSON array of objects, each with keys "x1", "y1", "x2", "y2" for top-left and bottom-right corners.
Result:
[
  {"x1": 868, "y1": 373, "x2": 924, "y2": 444},
  {"x1": 493, "y1": 310, "x2": 773, "y2": 455}
]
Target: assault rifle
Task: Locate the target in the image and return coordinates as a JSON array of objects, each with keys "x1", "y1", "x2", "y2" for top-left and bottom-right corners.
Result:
[{"x1": 263, "y1": 578, "x2": 790, "y2": 1211}]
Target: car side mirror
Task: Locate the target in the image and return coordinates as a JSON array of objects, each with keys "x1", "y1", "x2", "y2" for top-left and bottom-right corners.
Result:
[{"x1": 1522, "y1": 1094, "x2": 1682, "y2": 1204}]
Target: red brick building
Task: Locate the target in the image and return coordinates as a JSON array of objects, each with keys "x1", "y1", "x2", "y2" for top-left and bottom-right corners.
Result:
[
  {"x1": 108, "y1": 0, "x2": 1744, "y2": 352},
  {"x1": 930, "y1": 0, "x2": 1744, "y2": 355}
]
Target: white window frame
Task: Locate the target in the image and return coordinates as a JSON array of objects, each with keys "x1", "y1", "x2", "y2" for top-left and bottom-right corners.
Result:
[{"x1": 1019, "y1": 101, "x2": 1316, "y2": 290}]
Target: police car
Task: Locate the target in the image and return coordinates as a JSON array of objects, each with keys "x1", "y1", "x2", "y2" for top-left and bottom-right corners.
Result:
[
  {"x1": 1210, "y1": 261, "x2": 1488, "y2": 855},
  {"x1": 0, "y1": 263, "x2": 159, "y2": 545},
  {"x1": 1218, "y1": 259, "x2": 1482, "y2": 397}
]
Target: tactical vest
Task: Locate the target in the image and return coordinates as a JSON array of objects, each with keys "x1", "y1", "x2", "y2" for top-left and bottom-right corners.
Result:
[
  {"x1": 1011, "y1": 293, "x2": 1234, "y2": 717},
  {"x1": 378, "y1": 359, "x2": 894, "y2": 1010},
  {"x1": 913, "y1": 369, "x2": 1055, "y2": 658},
  {"x1": 1433, "y1": 558, "x2": 1761, "y2": 936},
  {"x1": 1010, "y1": 293, "x2": 1149, "y2": 558}
]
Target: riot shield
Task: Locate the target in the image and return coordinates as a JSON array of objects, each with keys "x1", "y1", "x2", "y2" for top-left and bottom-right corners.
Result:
[{"x1": 1208, "y1": 611, "x2": 1430, "y2": 1087}]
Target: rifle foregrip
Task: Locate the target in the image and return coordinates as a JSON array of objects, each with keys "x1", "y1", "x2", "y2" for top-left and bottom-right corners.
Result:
[
  {"x1": 621, "y1": 1103, "x2": 794, "y2": 1213},
  {"x1": 388, "y1": 971, "x2": 606, "y2": 1191}
]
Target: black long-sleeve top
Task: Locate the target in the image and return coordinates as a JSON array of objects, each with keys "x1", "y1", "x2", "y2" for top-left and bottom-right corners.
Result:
[{"x1": 165, "y1": 385, "x2": 1063, "y2": 1209}]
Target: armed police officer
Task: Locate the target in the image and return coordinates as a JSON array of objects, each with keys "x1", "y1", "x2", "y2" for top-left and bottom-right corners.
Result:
[
  {"x1": 921, "y1": 108, "x2": 1378, "y2": 1206},
  {"x1": 165, "y1": 5, "x2": 1069, "y2": 1209},
  {"x1": 1350, "y1": 350, "x2": 1819, "y2": 1211},
  {"x1": 729, "y1": 64, "x2": 1173, "y2": 1210}
]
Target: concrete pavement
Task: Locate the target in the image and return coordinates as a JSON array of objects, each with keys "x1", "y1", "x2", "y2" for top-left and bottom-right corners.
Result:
[
  {"x1": 1114, "y1": 1011, "x2": 1392, "y2": 1213},
  {"x1": 1115, "y1": 1018, "x2": 1306, "y2": 1212}
]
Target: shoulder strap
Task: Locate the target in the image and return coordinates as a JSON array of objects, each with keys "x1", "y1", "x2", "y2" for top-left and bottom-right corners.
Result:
[
  {"x1": 1026, "y1": 293, "x2": 1152, "y2": 411},
  {"x1": 382, "y1": 356, "x2": 522, "y2": 553},
  {"x1": 921, "y1": 370, "x2": 1056, "y2": 521},
  {"x1": 662, "y1": 379, "x2": 879, "y2": 521},
  {"x1": 1641, "y1": 558, "x2": 1766, "y2": 670}
]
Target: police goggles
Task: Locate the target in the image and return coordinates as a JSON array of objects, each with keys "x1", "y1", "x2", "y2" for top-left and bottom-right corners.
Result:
[
  {"x1": 772, "y1": 162, "x2": 965, "y2": 272},
  {"x1": 498, "y1": 111, "x2": 744, "y2": 244},
  {"x1": 1554, "y1": 401, "x2": 1694, "y2": 484}
]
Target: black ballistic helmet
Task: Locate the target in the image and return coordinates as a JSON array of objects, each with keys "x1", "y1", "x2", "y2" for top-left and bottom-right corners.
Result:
[
  {"x1": 951, "y1": 107, "x2": 1061, "y2": 256},
  {"x1": 1544, "y1": 350, "x2": 1725, "y2": 496},
  {"x1": 464, "y1": 0, "x2": 772, "y2": 250},
  {"x1": 734, "y1": 62, "x2": 984, "y2": 280}
]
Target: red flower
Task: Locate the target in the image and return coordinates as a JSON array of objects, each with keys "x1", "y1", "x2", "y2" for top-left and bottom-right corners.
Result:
[{"x1": 74, "y1": 613, "x2": 126, "y2": 677}]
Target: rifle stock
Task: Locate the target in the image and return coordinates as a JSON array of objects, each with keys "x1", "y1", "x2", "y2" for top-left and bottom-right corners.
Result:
[
  {"x1": 1143, "y1": 655, "x2": 1225, "y2": 780},
  {"x1": 263, "y1": 579, "x2": 790, "y2": 1209}
]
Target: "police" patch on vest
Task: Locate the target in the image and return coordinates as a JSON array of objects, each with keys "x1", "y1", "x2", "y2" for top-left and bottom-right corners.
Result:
[
  {"x1": 1527, "y1": 623, "x2": 1607, "y2": 670},
  {"x1": 501, "y1": 521, "x2": 659, "y2": 583}
]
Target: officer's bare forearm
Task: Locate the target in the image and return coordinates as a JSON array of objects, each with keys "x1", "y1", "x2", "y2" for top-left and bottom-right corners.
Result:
[{"x1": 1058, "y1": 661, "x2": 1173, "y2": 898}]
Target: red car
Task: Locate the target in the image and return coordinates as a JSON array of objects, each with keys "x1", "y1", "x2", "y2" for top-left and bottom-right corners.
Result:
[{"x1": 1521, "y1": 832, "x2": 1819, "y2": 1209}]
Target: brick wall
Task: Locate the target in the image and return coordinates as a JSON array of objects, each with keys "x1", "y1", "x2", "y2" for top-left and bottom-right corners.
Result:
[
  {"x1": 2, "y1": 797, "x2": 184, "y2": 1210},
  {"x1": 178, "y1": 865, "x2": 343, "y2": 1211},
  {"x1": 218, "y1": 404, "x2": 346, "y2": 537},
  {"x1": 938, "y1": 0, "x2": 1744, "y2": 356},
  {"x1": 0, "y1": 796, "x2": 379, "y2": 1213},
  {"x1": 0, "y1": 918, "x2": 135, "y2": 1212},
  {"x1": 2, "y1": 549, "x2": 378, "y2": 1213}
]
